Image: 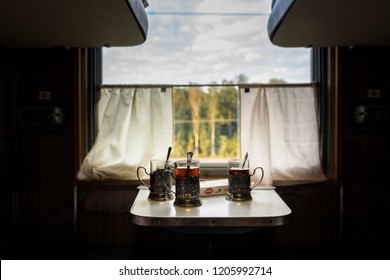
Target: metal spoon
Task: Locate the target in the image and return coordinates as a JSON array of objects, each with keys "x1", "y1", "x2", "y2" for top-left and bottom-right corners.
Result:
[
  {"x1": 242, "y1": 152, "x2": 248, "y2": 169},
  {"x1": 186, "y1": 151, "x2": 193, "y2": 177},
  {"x1": 164, "y1": 146, "x2": 172, "y2": 169}
]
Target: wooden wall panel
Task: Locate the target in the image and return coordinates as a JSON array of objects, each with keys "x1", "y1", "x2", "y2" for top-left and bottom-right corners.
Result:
[
  {"x1": 10, "y1": 49, "x2": 77, "y2": 254},
  {"x1": 269, "y1": 184, "x2": 342, "y2": 246},
  {"x1": 340, "y1": 46, "x2": 390, "y2": 248},
  {"x1": 76, "y1": 185, "x2": 139, "y2": 249}
]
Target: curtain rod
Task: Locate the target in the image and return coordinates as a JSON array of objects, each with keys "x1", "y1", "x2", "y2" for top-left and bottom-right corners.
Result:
[{"x1": 100, "y1": 82, "x2": 318, "y2": 89}]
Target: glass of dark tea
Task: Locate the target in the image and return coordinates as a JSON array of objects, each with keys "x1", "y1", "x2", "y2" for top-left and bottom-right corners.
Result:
[
  {"x1": 226, "y1": 158, "x2": 264, "y2": 201},
  {"x1": 173, "y1": 159, "x2": 202, "y2": 207},
  {"x1": 137, "y1": 158, "x2": 174, "y2": 201}
]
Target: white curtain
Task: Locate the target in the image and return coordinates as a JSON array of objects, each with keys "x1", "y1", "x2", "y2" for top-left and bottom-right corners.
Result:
[
  {"x1": 240, "y1": 85, "x2": 326, "y2": 186},
  {"x1": 77, "y1": 87, "x2": 173, "y2": 180}
]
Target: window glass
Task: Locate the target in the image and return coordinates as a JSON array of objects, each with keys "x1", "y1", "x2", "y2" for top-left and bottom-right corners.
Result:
[
  {"x1": 172, "y1": 85, "x2": 239, "y2": 160},
  {"x1": 101, "y1": 0, "x2": 311, "y2": 161},
  {"x1": 103, "y1": 0, "x2": 310, "y2": 84}
]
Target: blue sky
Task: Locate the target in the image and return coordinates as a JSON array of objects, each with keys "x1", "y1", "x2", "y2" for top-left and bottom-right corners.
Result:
[{"x1": 102, "y1": 0, "x2": 311, "y2": 84}]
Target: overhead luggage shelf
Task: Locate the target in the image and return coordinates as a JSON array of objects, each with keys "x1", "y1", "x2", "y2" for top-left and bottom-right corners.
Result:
[
  {"x1": 0, "y1": 0, "x2": 148, "y2": 48},
  {"x1": 267, "y1": 0, "x2": 390, "y2": 47}
]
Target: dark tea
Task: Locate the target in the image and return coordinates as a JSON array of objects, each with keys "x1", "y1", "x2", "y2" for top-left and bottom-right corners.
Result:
[
  {"x1": 174, "y1": 160, "x2": 202, "y2": 207},
  {"x1": 175, "y1": 166, "x2": 200, "y2": 178},
  {"x1": 137, "y1": 159, "x2": 173, "y2": 201},
  {"x1": 150, "y1": 169, "x2": 172, "y2": 193},
  {"x1": 175, "y1": 166, "x2": 200, "y2": 197},
  {"x1": 228, "y1": 168, "x2": 250, "y2": 175},
  {"x1": 228, "y1": 168, "x2": 251, "y2": 190},
  {"x1": 226, "y1": 158, "x2": 264, "y2": 201},
  {"x1": 227, "y1": 168, "x2": 251, "y2": 200}
]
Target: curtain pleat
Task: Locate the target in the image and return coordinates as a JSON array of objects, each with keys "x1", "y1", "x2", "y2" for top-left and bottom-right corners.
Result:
[
  {"x1": 240, "y1": 85, "x2": 326, "y2": 186},
  {"x1": 78, "y1": 84, "x2": 325, "y2": 185},
  {"x1": 77, "y1": 87, "x2": 173, "y2": 180}
]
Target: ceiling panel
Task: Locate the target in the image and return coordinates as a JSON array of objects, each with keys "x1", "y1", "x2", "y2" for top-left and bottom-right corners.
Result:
[
  {"x1": 268, "y1": 0, "x2": 390, "y2": 47},
  {"x1": 0, "y1": 0, "x2": 148, "y2": 48}
]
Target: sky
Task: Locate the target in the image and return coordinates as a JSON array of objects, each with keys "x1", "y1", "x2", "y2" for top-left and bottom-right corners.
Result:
[{"x1": 102, "y1": 0, "x2": 311, "y2": 85}]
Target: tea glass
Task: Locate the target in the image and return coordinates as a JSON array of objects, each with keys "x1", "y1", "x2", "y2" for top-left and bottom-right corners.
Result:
[
  {"x1": 173, "y1": 159, "x2": 202, "y2": 207},
  {"x1": 137, "y1": 158, "x2": 173, "y2": 201},
  {"x1": 226, "y1": 158, "x2": 264, "y2": 201}
]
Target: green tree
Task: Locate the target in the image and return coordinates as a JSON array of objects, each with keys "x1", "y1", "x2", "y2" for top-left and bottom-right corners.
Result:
[
  {"x1": 199, "y1": 124, "x2": 211, "y2": 157},
  {"x1": 206, "y1": 85, "x2": 218, "y2": 157},
  {"x1": 269, "y1": 78, "x2": 287, "y2": 84},
  {"x1": 218, "y1": 134, "x2": 238, "y2": 158},
  {"x1": 173, "y1": 129, "x2": 187, "y2": 157},
  {"x1": 188, "y1": 87, "x2": 202, "y2": 156},
  {"x1": 172, "y1": 77, "x2": 240, "y2": 159},
  {"x1": 236, "y1": 73, "x2": 249, "y2": 84}
]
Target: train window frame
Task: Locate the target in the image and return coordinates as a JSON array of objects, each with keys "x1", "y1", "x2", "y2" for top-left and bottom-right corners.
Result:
[{"x1": 76, "y1": 46, "x2": 339, "y2": 183}]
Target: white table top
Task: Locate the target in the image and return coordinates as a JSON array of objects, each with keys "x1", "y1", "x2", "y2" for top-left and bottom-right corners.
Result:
[{"x1": 130, "y1": 187, "x2": 291, "y2": 231}]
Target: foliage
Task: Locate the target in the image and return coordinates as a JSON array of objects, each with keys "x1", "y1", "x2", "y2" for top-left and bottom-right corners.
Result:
[
  {"x1": 171, "y1": 80, "x2": 239, "y2": 159},
  {"x1": 171, "y1": 75, "x2": 286, "y2": 159}
]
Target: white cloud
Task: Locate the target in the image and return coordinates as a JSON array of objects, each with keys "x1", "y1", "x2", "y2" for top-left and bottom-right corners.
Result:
[{"x1": 103, "y1": 0, "x2": 311, "y2": 84}]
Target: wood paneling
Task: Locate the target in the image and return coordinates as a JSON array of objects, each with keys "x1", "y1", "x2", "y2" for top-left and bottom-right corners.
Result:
[
  {"x1": 76, "y1": 185, "x2": 139, "y2": 248},
  {"x1": 270, "y1": 184, "x2": 342, "y2": 246},
  {"x1": 341, "y1": 46, "x2": 390, "y2": 246},
  {"x1": 10, "y1": 49, "x2": 77, "y2": 251}
]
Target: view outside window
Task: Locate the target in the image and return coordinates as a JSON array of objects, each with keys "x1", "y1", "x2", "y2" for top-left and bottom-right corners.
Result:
[
  {"x1": 102, "y1": 0, "x2": 311, "y2": 160},
  {"x1": 172, "y1": 85, "x2": 239, "y2": 160}
]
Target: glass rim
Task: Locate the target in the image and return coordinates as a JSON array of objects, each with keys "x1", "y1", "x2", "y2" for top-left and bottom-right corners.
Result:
[{"x1": 175, "y1": 159, "x2": 200, "y2": 163}]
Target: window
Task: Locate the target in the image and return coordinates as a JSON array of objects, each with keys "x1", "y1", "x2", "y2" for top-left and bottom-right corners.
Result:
[
  {"x1": 171, "y1": 85, "x2": 239, "y2": 161},
  {"x1": 102, "y1": 1, "x2": 311, "y2": 85},
  {"x1": 77, "y1": 83, "x2": 326, "y2": 184},
  {"x1": 77, "y1": 1, "x2": 329, "y2": 184},
  {"x1": 101, "y1": 0, "x2": 311, "y2": 159}
]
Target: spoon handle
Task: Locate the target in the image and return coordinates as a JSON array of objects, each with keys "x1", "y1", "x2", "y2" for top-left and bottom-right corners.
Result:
[
  {"x1": 242, "y1": 152, "x2": 248, "y2": 168},
  {"x1": 164, "y1": 146, "x2": 172, "y2": 169},
  {"x1": 186, "y1": 151, "x2": 193, "y2": 177}
]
